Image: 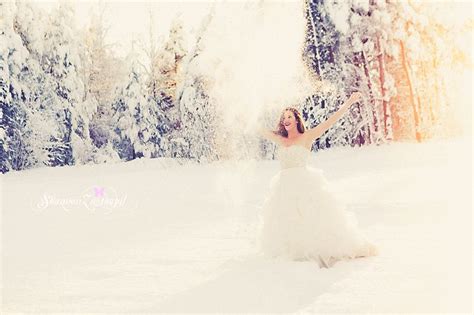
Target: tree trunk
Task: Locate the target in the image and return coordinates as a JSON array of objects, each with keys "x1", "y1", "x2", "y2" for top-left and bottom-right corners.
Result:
[
  {"x1": 305, "y1": 0, "x2": 323, "y2": 76},
  {"x1": 399, "y1": 40, "x2": 421, "y2": 142},
  {"x1": 376, "y1": 36, "x2": 390, "y2": 139}
]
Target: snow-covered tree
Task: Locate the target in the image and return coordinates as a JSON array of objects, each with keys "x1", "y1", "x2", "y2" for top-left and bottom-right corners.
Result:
[
  {"x1": 38, "y1": 2, "x2": 85, "y2": 166},
  {"x1": 303, "y1": 0, "x2": 356, "y2": 150},
  {"x1": 178, "y1": 80, "x2": 218, "y2": 161},
  {"x1": 304, "y1": 0, "x2": 396, "y2": 148},
  {"x1": 329, "y1": 0, "x2": 398, "y2": 145},
  {"x1": 0, "y1": 1, "x2": 15, "y2": 173},
  {"x1": 112, "y1": 45, "x2": 163, "y2": 160},
  {"x1": 145, "y1": 14, "x2": 188, "y2": 158},
  {"x1": 176, "y1": 11, "x2": 219, "y2": 162},
  {"x1": 81, "y1": 5, "x2": 124, "y2": 109},
  {"x1": 80, "y1": 4, "x2": 125, "y2": 163},
  {"x1": 1, "y1": 1, "x2": 52, "y2": 171},
  {"x1": 384, "y1": 1, "x2": 467, "y2": 141}
]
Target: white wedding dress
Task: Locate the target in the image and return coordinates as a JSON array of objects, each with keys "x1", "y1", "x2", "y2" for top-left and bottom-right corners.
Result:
[{"x1": 256, "y1": 145, "x2": 378, "y2": 267}]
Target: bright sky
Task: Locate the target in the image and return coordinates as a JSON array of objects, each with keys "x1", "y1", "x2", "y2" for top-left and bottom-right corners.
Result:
[{"x1": 32, "y1": 0, "x2": 214, "y2": 59}]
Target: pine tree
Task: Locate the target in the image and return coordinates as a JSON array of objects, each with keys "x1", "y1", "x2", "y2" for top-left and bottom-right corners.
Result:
[
  {"x1": 81, "y1": 4, "x2": 124, "y2": 163},
  {"x1": 112, "y1": 46, "x2": 162, "y2": 160},
  {"x1": 303, "y1": 0, "x2": 396, "y2": 149},
  {"x1": 177, "y1": 10, "x2": 218, "y2": 161},
  {"x1": 303, "y1": 0, "x2": 352, "y2": 150},
  {"x1": 145, "y1": 14, "x2": 189, "y2": 158},
  {"x1": 1, "y1": 1, "x2": 52, "y2": 171}
]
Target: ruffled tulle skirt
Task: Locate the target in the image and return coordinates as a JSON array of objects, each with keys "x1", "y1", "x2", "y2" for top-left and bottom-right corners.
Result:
[{"x1": 256, "y1": 166, "x2": 378, "y2": 267}]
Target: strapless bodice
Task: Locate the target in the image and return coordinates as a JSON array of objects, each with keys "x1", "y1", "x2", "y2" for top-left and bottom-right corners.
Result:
[{"x1": 277, "y1": 145, "x2": 312, "y2": 169}]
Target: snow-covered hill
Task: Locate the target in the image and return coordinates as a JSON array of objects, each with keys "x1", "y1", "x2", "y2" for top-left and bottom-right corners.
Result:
[{"x1": 1, "y1": 136, "x2": 471, "y2": 313}]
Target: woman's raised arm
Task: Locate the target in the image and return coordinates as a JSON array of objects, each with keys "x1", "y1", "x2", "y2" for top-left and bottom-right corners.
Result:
[
  {"x1": 304, "y1": 92, "x2": 362, "y2": 143},
  {"x1": 258, "y1": 126, "x2": 283, "y2": 145}
]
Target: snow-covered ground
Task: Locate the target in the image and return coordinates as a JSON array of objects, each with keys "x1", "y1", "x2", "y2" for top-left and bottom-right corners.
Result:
[{"x1": 1, "y1": 137, "x2": 472, "y2": 313}]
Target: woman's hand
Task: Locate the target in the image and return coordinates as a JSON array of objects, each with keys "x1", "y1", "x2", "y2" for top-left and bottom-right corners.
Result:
[{"x1": 304, "y1": 91, "x2": 363, "y2": 143}]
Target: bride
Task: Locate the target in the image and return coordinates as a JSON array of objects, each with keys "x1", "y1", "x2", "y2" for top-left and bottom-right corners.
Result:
[{"x1": 257, "y1": 92, "x2": 379, "y2": 268}]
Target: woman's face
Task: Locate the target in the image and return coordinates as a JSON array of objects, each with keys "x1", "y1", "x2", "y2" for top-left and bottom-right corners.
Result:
[{"x1": 282, "y1": 110, "x2": 297, "y2": 132}]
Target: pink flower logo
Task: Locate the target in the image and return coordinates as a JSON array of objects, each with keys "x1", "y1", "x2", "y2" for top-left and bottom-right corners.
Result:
[{"x1": 94, "y1": 187, "x2": 105, "y2": 198}]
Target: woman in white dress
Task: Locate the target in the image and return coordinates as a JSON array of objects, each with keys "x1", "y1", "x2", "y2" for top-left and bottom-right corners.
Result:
[{"x1": 257, "y1": 92, "x2": 379, "y2": 268}]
